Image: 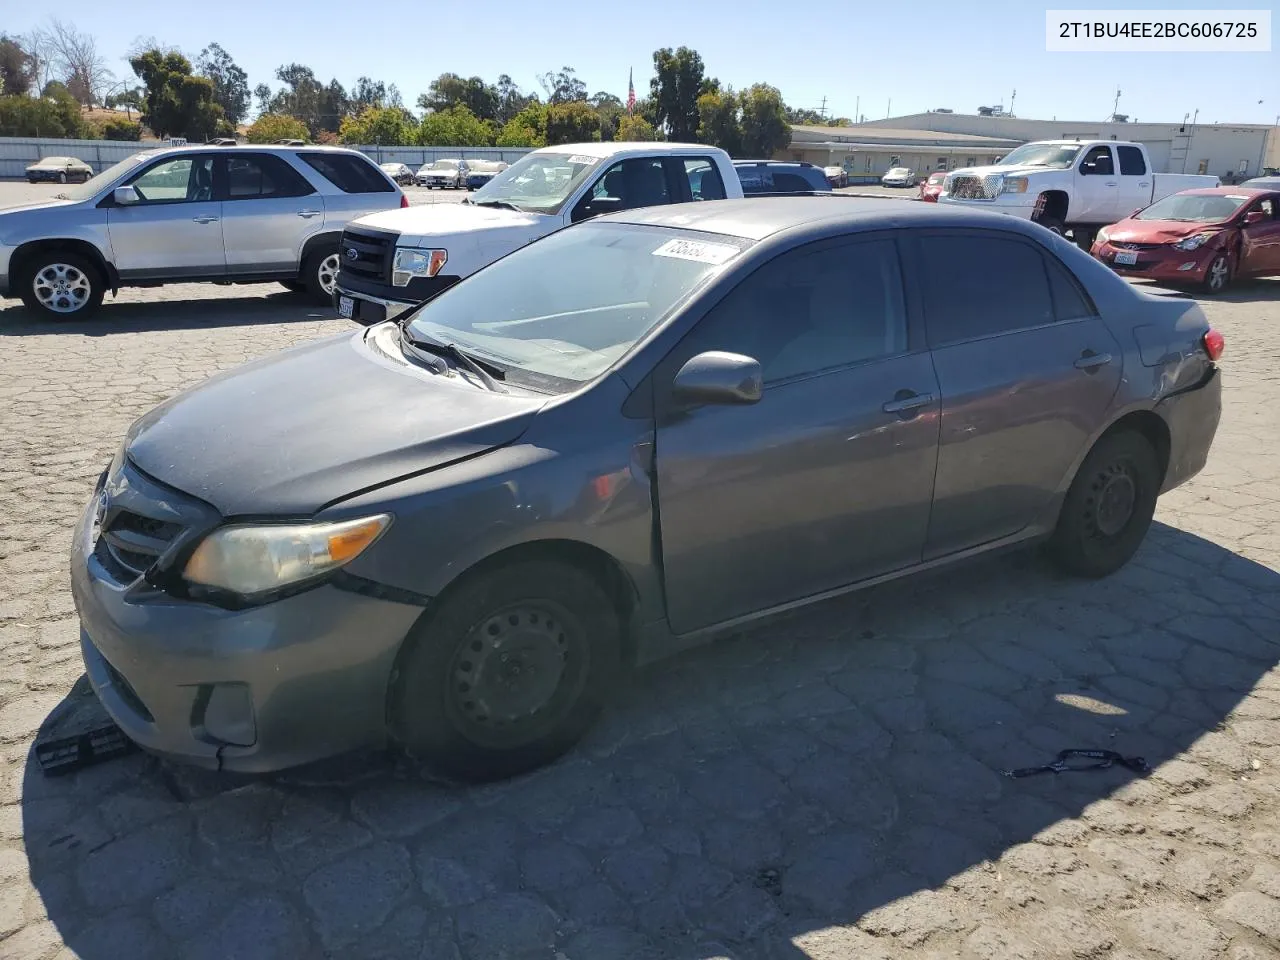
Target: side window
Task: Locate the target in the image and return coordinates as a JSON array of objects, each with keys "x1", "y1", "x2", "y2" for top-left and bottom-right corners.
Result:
[
  {"x1": 128, "y1": 156, "x2": 215, "y2": 203},
  {"x1": 683, "y1": 238, "x2": 908, "y2": 384},
  {"x1": 683, "y1": 158, "x2": 726, "y2": 201},
  {"x1": 1044, "y1": 255, "x2": 1095, "y2": 321},
  {"x1": 919, "y1": 234, "x2": 1056, "y2": 344},
  {"x1": 584, "y1": 158, "x2": 670, "y2": 211},
  {"x1": 772, "y1": 171, "x2": 814, "y2": 193},
  {"x1": 1117, "y1": 146, "x2": 1147, "y2": 176},
  {"x1": 736, "y1": 166, "x2": 772, "y2": 194},
  {"x1": 223, "y1": 154, "x2": 315, "y2": 200},
  {"x1": 1255, "y1": 198, "x2": 1276, "y2": 219},
  {"x1": 1080, "y1": 146, "x2": 1114, "y2": 176},
  {"x1": 297, "y1": 152, "x2": 394, "y2": 193}
]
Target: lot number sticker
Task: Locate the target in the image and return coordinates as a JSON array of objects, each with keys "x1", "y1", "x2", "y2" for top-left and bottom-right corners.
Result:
[
  {"x1": 567, "y1": 155, "x2": 599, "y2": 166},
  {"x1": 652, "y1": 238, "x2": 740, "y2": 265}
]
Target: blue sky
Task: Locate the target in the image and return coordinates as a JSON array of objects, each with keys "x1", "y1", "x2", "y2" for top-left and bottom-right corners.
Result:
[{"x1": 10, "y1": 0, "x2": 1278, "y2": 125}]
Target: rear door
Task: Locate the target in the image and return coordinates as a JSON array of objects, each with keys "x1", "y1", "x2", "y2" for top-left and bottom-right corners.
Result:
[
  {"x1": 1114, "y1": 145, "x2": 1153, "y2": 219},
  {"x1": 1238, "y1": 195, "x2": 1280, "y2": 275},
  {"x1": 217, "y1": 152, "x2": 321, "y2": 276},
  {"x1": 106, "y1": 153, "x2": 225, "y2": 279},
  {"x1": 653, "y1": 235, "x2": 940, "y2": 633},
  {"x1": 909, "y1": 229, "x2": 1122, "y2": 559},
  {"x1": 1075, "y1": 145, "x2": 1119, "y2": 223}
]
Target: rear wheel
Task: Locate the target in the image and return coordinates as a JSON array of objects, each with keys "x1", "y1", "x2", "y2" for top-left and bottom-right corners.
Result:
[
  {"x1": 1201, "y1": 253, "x2": 1231, "y2": 294},
  {"x1": 58, "y1": 172, "x2": 67, "y2": 184},
  {"x1": 1049, "y1": 431, "x2": 1161, "y2": 578},
  {"x1": 391, "y1": 560, "x2": 622, "y2": 782},
  {"x1": 20, "y1": 252, "x2": 105, "y2": 320},
  {"x1": 302, "y1": 247, "x2": 340, "y2": 303}
]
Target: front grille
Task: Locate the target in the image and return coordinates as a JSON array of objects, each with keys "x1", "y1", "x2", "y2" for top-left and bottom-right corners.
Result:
[
  {"x1": 339, "y1": 229, "x2": 393, "y2": 283},
  {"x1": 946, "y1": 174, "x2": 1001, "y2": 200},
  {"x1": 1112, "y1": 241, "x2": 1164, "y2": 251},
  {"x1": 98, "y1": 509, "x2": 183, "y2": 581}
]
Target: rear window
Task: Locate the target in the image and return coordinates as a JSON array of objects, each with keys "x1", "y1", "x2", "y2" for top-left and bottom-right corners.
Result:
[{"x1": 298, "y1": 152, "x2": 394, "y2": 193}]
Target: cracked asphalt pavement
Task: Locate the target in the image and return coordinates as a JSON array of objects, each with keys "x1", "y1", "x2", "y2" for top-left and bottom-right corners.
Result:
[{"x1": 0, "y1": 258, "x2": 1278, "y2": 959}]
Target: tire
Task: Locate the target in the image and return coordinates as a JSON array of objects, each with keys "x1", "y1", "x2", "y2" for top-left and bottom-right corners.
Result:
[
  {"x1": 1072, "y1": 227, "x2": 1096, "y2": 251},
  {"x1": 391, "y1": 560, "x2": 622, "y2": 782},
  {"x1": 19, "y1": 251, "x2": 106, "y2": 320},
  {"x1": 1201, "y1": 253, "x2": 1231, "y2": 295},
  {"x1": 58, "y1": 172, "x2": 67, "y2": 184},
  {"x1": 1036, "y1": 216, "x2": 1066, "y2": 237},
  {"x1": 1049, "y1": 430, "x2": 1161, "y2": 578},
  {"x1": 302, "y1": 246, "x2": 340, "y2": 303}
]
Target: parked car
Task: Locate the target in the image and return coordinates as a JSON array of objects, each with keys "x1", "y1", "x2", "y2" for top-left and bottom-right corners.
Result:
[
  {"x1": 72, "y1": 197, "x2": 1223, "y2": 780},
  {"x1": 0, "y1": 145, "x2": 407, "y2": 319},
  {"x1": 26, "y1": 156, "x2": 94, "y2": 184},
  {"x1": 417, "y1": 159, "x2": 469, "y2": 189},
  {"x1": 938, "y1": 140, "x2": 1219, "y2": 248},
  {"x1": 380, "y1": 162, "x2": 416, "y2": 186},
  {"x1": 275, "y1": 139, "x2": 307, "y2": 146},
  {"x1": 465, "y1": 160, "x2": 509, "y2": 191},
  {"x1": 208, "y1": 138, "x2": 239, "y2": 147},
  {"x1": 881, "y1": 167, "x2": 916, "y2": 187},
  {"x1": 1091, "y1": 186, "x2": 1280, "y2": 293},
  {"x1": 734, "y1": 160, "x2": 831, "y2": 195},
  {"x1": 823, "y1": 165, "x2": 848, "y2": 188},
  {"x1": 337, "y1": 142, "x2": 743, "y2": 324},
  {"x1": 1242, "y1": 176, "x2": 1280, "y2": 190},
  {"x1": 918, "y1": 171, "x2": 946, "y2": 202}
]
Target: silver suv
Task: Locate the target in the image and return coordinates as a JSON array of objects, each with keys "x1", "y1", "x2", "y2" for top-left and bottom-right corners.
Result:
[{"x1": 0, "y1": 145, "x2": 406, "y2": 320}]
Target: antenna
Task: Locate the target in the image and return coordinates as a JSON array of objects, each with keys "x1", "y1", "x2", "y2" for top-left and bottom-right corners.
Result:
[
  {"x1": 1110, "y1": 87, "x2": 1121, "y2": 121},
  {"x1": 1010, "y1": 88, "x2": 1016, "y2": 116}
]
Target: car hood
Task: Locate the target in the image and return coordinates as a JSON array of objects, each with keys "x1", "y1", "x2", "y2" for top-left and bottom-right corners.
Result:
[
  {"x1": 350, "y1": 202, "x2": 550, "y2": 249},
  {"x1": 124, "y1": 329, "x2": 545, "y2": 516},
  {"x1": 1104, "y1": 219, "x2": 1228, "y2": 243},
  {"x1": 947, "y1": 164, "x2": 1056, "y2": 180}
]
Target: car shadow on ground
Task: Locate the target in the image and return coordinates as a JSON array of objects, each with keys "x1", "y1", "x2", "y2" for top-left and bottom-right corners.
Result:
[
  {"x1": 1128, "y1": 276, "x2": 1280, "y2": 303},
  {"x1": 20, "y1": 522, "x2": 1280, "y2": 959},
  {"x1": 0, "y1": 290, "x2": 340, "y2": 336}
]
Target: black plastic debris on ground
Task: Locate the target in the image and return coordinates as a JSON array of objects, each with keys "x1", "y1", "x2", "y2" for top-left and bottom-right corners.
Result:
[
  {"x1": 1001, "y1": 748, "x2": 1150, "y2": 779},
  {"x1": 36, "y1": 724, "x2": 137, "y2": 776}
]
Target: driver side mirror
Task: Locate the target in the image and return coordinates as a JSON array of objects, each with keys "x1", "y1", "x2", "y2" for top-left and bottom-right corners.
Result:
[
  {"x1": 671, "y1": 351, "x2": 762, "y2": 407},
  {"x1": 1243, "y1": 210, "x2": 1266, "y2": 225},
  {"x1": 113, "y1": 185, "x2": 140, "y2": 205}
]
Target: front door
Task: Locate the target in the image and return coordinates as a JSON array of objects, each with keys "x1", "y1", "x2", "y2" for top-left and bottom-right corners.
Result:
[
  {"x1": 654, "y1": 236, "x2": 940, "y2": 634},
  {"x1": 218, "y1": 152, "x2": 322, "y2": 275},
  {"x1": 107, "y1": 154, "x2": 224, "y2": 279},
  {"x1": 1075, "y1": 145, "x2": 1119, "y2": 223},
  {"x1": 1114, "y1": 144, "x2": 1152, "y2": 219},
  {"x1": 911, "y1": 230, "x2": 1122, "y2": 558},
  {"x1": 1238, "y1": 196, "x2": 1280, "y2": 275}
]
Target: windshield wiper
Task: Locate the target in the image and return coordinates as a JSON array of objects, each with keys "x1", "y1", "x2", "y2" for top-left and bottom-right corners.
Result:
[
  {"x1": 471, "y1": 199, "x2": 522, "y2": 212},
  {"x1": 401, "y1": 329, "x2": 508, "y2": 393}
]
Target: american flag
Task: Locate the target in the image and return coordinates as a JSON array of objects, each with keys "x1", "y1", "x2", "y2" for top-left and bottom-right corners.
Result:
[{"x1": 627, "y1": 69, "x2": 636, "y2": 115}]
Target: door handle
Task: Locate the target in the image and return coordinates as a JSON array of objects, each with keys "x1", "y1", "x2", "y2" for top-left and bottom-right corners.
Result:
[
  {"x1": 192, "y1": 216, "x2": 219, "y2": 224},
  {"x1": 1105, "y1": 181, "x2": 1117, "y2": 187},
  {"x1": 882, "y1": 391, "x2": 935, "y2": 414},
  {"x1": 1074, "y1": 351, "x2": 1113, "y2": 371},
  {"x1": 297, "y1": 210, "x2": 322, "y2": 218}
]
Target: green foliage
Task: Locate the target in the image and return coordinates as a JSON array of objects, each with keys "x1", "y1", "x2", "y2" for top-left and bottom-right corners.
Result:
[
  {"x1": 417, "y1": 105, "x2": 493, "y2": 146},
  {"x1": 696, "y1": 89, "x2": 741, "y2": 156},
  {"x1": 129, "y1": 49, "x2": 226, "y2": 140},
  {"x1": 0, "y1": 93, "x2": 86, "y2": 137},
  {"x1": 739, "y1": 83, "x2": 791, "y2": 158},
  {"x1": 614, "y1": 114, "x2": 657, "y2": 142},
  {"x1": 785, "y1": 106, "x2": 827, "y2": 125},
  {"x1": 339, "y1": 105, "x2": 413, "y2": 145},
  {"x1": 545, "y1": 101, "x2": 600, "y2": 146},
  {"x1": 99, "y1": 117, "x2": 142, "y2": 140},
  {"x1": 538, "y1": 67, "x2": 587, "y2": 105},
  {"x1": 495, "y1": 101, "x2": 546, "y2": 147},
  {"x1": 494, "y1": 74, "x2": 535, "y2": 125},
  {"x1": 417, "y1": 73, "x2": 498, "y2": 121},
  {"x1": 650, "y1": 47, "x2": 711, "y2": 141},
  {"x1": 246, "y1": 112, "x2": 309, "y2": 143},
  {"x1": 268, "y1": 64, "x2": 348, "y2": 135},
  {"x1": 0, "y1": 36, "x2": 35, "y2": 96},
  {"x1": 195, "y1": 42, "x2": 250, "y2": 126},
  {"x1": 105, "y1": 86, "x2": 144, "y2": 117}
]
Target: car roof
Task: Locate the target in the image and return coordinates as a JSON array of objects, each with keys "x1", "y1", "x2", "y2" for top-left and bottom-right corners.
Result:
[
  {"x1": 531, "y1": 141, "x2": 719, "y2": 160},
  {"x1": 127, "y1": 143, "x2": 364, "y2": 160},
  {"x1": 602, "y1": 196, "x2": 1053, "y2": 242},
  {"x1": 1175, "y1": 186, "x2": 1271, "y2": 197}
]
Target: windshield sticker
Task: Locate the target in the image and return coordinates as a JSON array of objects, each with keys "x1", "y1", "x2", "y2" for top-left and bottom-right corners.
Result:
[
  {"x1": 652, "y1": 238, "x2": 740, "y2": 265},
  {"x1": 567, "y1": 155, "x2": 598, "y2": 166},
  {"x1": 1226, "y1": 195, "x2": 1249, "y2": 200}
]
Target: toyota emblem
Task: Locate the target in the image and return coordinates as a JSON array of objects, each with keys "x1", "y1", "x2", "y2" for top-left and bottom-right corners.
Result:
[{"x1": 345, "y1": 247, "x2": 359, "y2": 261}]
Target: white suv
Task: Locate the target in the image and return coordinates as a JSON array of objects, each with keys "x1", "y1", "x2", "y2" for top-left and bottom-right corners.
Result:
[{"x1": 0, "y1": 144, "x2": 406, "y2": 320}]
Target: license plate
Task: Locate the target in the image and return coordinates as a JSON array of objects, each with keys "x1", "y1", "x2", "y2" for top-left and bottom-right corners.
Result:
[
  {"x1": 1114, "y1": 251, "x2": 1138, "y2": 266},
  {"x1": 338, "y1": 296, "x2": 354, "y2": 319}
]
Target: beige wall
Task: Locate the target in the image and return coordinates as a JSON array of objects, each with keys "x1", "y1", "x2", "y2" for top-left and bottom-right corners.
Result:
[{"x1": 780, "y1": 145, "x2": 1005, "y2": 176}]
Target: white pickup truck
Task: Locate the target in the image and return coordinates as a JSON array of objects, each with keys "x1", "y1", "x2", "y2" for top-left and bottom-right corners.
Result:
[
  {"x1": 335, "y1": 141, "x2": 743, "y2": 324},
  {"x1": 937, "y1": 140, "x2": 1219, "y2": 247}
]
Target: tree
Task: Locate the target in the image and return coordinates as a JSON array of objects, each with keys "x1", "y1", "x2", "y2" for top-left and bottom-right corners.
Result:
[
  {"x1": 47, "y1": 19, "x2": 113, "y2": 107},
  {"x1": 100, "y1": 117, "x2": 142, "y2": 140},
  {"x1": 417, "y1": 105, "x2": 492, "y2": 146},
  {"x1": 40, "y1": 80, "x2": 92, "y2": 137},
  {"x1": 417, "y1": 73, "x2": 498, "y2": 122},
  {"x1": 196, "y1": 42, "x2": 250, "y2": 125},
  {"x1": 785, "y1": 106, "x2": 826, "y2": 125},
  {"x1": 0, "y1": 92, "x2": 84, "y2": 136},
  {"x1": 651, "y1": 47, "x2": 711, "y2": 141},
  {"x1": 105, "y1": 85, "x2": 144, "y2": 118},
  {"x1": 545, "y1": 101, "x2": 600, "y2": 146},
  {"x1": 0, "y1": 36, "x2": 36, "y2": 95},
  {"x1": 538, "y1": 66, "x2": 587, "y2": 105},
  {"x1": 253, "y1": 82, "x2": 272, "y2": 115},
  {"x1": 494, "y1": 74, "x2": 533, "y2": 125},
  {"x1": 246, "y1": 112, "x2": 309, "y2": 143},
  {"x1": 130, "y1": 49, "x2": 227, "y2": 140},
  {"x1": 738, "y1": 83, "x2": 791, "y2": 158},
  {"x1": 615, "y1": 114, "x2": 657, "y2": 142},
  {"x1": 696, "y1": 89, "x2": 742, "y2": 156},
  {"x1": 495, "y1": 101, "x2": 546, "y2": 147},
  {"x1": 340, "y1": 105, "x2": 412, "y2": 145},
  {"x1": 269, "y1": 64, "x2": 348, "y2": 135},
  {"x1": 351, "y1": 76, "x2": 402, "y2": 113}
]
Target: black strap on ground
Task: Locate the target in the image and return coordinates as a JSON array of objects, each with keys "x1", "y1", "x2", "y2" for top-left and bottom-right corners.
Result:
[{"x1": 1001, "y1": 748, "x2": 1150, "y2": 779}]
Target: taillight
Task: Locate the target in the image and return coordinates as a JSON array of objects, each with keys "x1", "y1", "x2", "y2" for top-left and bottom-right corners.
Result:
[
  {"x1": 1202, "y1": 328, "x2": 1225, "y2": 362},
  {"x1": 400, "y1": 194, "x2": 409, "y2": 208}
]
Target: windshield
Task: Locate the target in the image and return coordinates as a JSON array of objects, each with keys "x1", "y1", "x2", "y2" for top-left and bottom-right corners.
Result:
[
  {"x1": 59, "y1": 153, "x2": 149, "y2": 201},
  {"x1": 428, "y1": 160, "x2": 459, "y2": 170},
  {"x1": 468, "y1": 152, "x2": 602, "y2": 215},
  {"x1": 996, "y1": 143, "x2": 1081, "y2": 168},
  {"x1": 1136, "y1": 193, "x2": 1248, "y2": 223},
  {"x1": 406, "y1": 223, "x2": 747, "y2": 390}
]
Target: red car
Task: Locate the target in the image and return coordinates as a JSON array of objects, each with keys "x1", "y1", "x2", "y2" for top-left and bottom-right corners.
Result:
[
  {"x1": 1091, "y1": 187, "x2": 1280, "y2": 293},
  {"x1": 917, "y1": 171, "x2": 946, "y2": 202}
]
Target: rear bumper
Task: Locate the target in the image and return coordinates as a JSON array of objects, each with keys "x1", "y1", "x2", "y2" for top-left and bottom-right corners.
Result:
[
  {"x1": 1093, "y1": 242, "x2": 1214, "y2": 283},
  {"x1": 1158, "y1": 366, "x2": 1222, "y2": 493}
]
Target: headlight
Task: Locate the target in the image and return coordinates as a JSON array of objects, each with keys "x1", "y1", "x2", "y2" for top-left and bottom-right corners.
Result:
[
  {"x1": 1001, "y1": 176, "x2": 1028, "y2": 194},
  {"x1": 1173, "y1": 233, "x2": 1212, "y2": 251},
  {"x1": 392, "y1": 247, "x2": 448, "y2": 287},
  {"x1": 183, "y1": 514, "x2": 391, "y2": 597},
  {"x1": 1096, "y1": 227, "x2": 1111, "y2": 244}
]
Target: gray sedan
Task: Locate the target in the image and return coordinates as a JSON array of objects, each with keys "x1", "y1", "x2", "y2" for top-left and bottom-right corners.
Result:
[
  {"x1": 26, "y1": 155, "x2": 94, "y2": 183},
  {"x1": 71, "y1": 198, "x2": 1223, "y2": 781}
]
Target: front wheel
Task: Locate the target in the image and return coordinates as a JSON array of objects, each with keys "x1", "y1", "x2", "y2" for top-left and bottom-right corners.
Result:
[
  {"x1": 58, "y1": 172, "x2": 67, "y2": 184},
  {"x1": 302, "y1": 247, "x2": 340, "y2": 303},
  {"x1": 1048, "y1": 430, "x2": 1161, "y2": 578},
  {"x1": 20, "y1": 252, "x2": 106, "y2": 320},
  {"x1": 391, "y1": 561, "x2": 622, "y2": 782},
  {"x1": 1201, "y1": 253, "x2": 1231, "y2": 294},
  {"x1": 1036, "y1": 216, "x2": 1066, "y2": 237}
]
